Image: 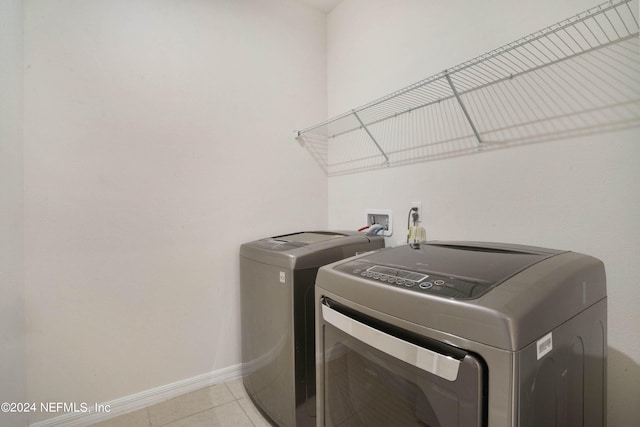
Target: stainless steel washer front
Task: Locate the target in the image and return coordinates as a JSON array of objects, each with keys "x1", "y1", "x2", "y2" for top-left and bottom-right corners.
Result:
[{"x1": 240, "y1": 231, "x2": 384, "y2": 427}]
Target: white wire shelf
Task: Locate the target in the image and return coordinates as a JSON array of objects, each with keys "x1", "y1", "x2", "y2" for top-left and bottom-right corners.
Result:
[{"x1": 295, "y1": 0, "x2": 640, "y2": 176}]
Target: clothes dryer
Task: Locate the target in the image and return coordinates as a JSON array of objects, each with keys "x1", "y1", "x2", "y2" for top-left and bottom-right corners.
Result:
[{"x1": 315, "y1": 241, "x2": 606, "y2": 427}]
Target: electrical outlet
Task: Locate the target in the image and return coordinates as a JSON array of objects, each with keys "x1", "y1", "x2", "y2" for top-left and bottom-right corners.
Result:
[
  {"x1": 364, "y1": 209, "x2": 393, "y2": 237},
  {"x1": 408, "y1": 201, "x2": 426, "y2": 243},
  {"x1": 411, "y1": 201, "x2": 423, "y2": 222}
]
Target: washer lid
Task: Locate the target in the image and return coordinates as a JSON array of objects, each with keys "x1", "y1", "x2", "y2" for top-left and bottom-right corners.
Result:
[
  {"x1": 270, "y1": 231, "x2": 345, "y2": 245},
  {"x1": 240, "y1": 231, "x2": 384, "y2": 270},
  {"x1": 342, "y1": 241, "x2": 565, "y2": 299},
  {"x1": 249, "y1": 231, "x2": 348, "y2": 252}
]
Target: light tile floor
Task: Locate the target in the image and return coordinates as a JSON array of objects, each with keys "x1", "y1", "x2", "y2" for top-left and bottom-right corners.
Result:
[{"x1": 90, "y1": 379, "x2": 271, "y2": 427}]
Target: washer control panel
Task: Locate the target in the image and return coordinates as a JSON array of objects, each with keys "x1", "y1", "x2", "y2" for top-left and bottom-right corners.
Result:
[{"x1": 338, "y1": 261, "x2": 485, "y2": 299}]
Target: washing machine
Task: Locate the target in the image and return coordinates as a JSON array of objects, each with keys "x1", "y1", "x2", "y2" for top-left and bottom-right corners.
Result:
[
  {"x1": 315, "y1": 241, "x2": 607, "y2": 427},
  {"x1": 240, "y1": 231, "x2": 385, "y2": 427}
]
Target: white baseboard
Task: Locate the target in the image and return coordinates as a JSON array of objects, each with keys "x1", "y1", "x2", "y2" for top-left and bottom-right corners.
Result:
[{"x1": 29, "y1": 364, "x2": 243, "y2": 427}]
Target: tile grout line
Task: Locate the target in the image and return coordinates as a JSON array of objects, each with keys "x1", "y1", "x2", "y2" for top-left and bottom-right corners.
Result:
[
  {"x1": 152, "y1": 382, "x2": 252, "y2": 427},
  {"x1": 224, "y1": 380, "x2": 261, "y2": 427},
  {"x1": 225, "y1": 380, "x2": 260, "y2": 427},
  {"x1": 92, "y1": 380, "x2": 263, "y2": 427},
  {"x1": 235, "y1": 397, "x2": 258, "y2": 427}
]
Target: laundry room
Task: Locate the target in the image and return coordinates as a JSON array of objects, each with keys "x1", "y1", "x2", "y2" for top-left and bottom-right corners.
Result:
[{"x1": 0, "y1": 0, "x2": 638, "y2": 426}]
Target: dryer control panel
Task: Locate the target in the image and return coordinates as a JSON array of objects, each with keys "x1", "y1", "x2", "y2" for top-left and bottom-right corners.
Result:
[
  {"x1": 333, "y1": 242, "x2": 562, "y2": 300},
  {"x1": 337, "y1": 261, "x2": 487, "y2": 299}
]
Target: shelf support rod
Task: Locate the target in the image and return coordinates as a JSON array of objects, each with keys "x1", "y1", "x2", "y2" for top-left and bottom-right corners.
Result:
[
  {"x1": 445, "y1": 72, "x2": 483, "y2": 145},
  {"x1": 352, "y1": 110, "x2": 390, "y2": 165}
]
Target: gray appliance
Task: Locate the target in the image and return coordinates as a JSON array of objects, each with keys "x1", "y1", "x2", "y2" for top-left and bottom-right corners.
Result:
[
  {"x1": 240, "y1": 231, "x2": 385, "y2": 427},
  {"x1": 315, "y1": 241, "x2": 606, "y2": 427}
]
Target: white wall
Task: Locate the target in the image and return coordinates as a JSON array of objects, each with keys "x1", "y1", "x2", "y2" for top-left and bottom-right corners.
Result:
[
  {"x1": 0, "y1": 0, "x2": 28, "y2": 426},
  {"x1": 23, "y1": 0, "x2": 327, "y2": 422},
  {"x1": 327, "y1": 0, "x2": 640, "y2": 426}
]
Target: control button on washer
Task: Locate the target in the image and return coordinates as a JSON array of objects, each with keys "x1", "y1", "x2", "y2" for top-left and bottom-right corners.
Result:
[
  {"x1": 380, "y1": 276, "x2": 388, "y2": 282},
  {"x1": 387, "y1": 277, "x2": 396, "y2": 283},
  {"x1": 396, "y1": 279, "x2": 406, "y2": 285},
  {"x1": 373, "y1": 273, "x2": 381, "y2": 279},
  {"x1": 419, "y1": 282, "x2": 434, "y2": 289},
  {"x1": 433, "y1": 279, "x2": 445, "y2": 286},
  {"x1": 404, "y1": 281, "x2": 415, "y2": 287},
  {"x1": 360, "y1": 272, "x2": 367, "y2": 276},
  {"x1": 366, "y1": 272, "x2": 374, "y2": 277}
]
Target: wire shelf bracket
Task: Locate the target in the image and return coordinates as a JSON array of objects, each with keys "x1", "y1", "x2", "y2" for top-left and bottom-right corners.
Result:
[
  {"x1": 294, "y1": 0, "x2": 640, "y2": 176},
  {"x1": 445, "y1": 71, "x2": 484, "y2": 145},
  {"x1": 352, "y1": 110, "x2": 390, "y2": 166}
]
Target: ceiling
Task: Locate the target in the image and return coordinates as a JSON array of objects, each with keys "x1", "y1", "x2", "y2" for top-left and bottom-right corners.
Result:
[{"x1": 295, "y1": 0, "x2": 343, "y2": 13}]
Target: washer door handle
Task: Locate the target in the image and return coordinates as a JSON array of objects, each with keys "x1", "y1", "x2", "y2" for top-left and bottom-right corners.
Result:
[{"x1": 322, "y1": 304, "x2": 461, "y2": 381}]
